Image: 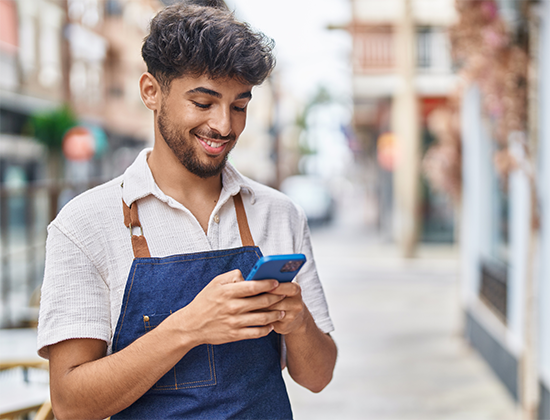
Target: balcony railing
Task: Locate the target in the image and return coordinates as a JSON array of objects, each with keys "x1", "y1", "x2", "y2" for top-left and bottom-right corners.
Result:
[
  {"x1": 352, "y1": 25, "x2": 452, "y2": 74},
  {"x1": 353, "y1": 26, "x2": 396, "y2": 73}
]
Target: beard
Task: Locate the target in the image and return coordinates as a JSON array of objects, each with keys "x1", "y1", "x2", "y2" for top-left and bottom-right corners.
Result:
[{"x1": 157, "y1": 105, "x2": 236, "y2": 179}]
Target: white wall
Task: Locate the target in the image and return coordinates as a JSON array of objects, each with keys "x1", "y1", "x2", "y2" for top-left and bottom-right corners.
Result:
[
  {"x1": 507, "y1": 133, "x2": 531, "y2": 352},
  {"x1": 460, "y1": 85, "x2": 483, "y2": 303},
  {"x1": 353, "y1": 0, "x2": 456, "y2": 25}
]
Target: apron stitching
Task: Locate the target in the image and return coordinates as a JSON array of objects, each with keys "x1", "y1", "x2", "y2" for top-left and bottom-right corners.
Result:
[
  {"x1": 154, "y1": 382, "x2": 220, "y2": 390},
  {"x1": 154, "y1": 369, "x2": 216, "y2": 388},
  {"x1": 153, "y1": 345, "x2": 217, "y2": 389},
  {"x1": 211, "y1": 345, "x2": 217, "y2": 385},
  {"x1": 134, "y1": 248, "x2": 260, "y2": 265},
  {"x1": 207, "y1": 345, "x2": 214, "y2": 384}
]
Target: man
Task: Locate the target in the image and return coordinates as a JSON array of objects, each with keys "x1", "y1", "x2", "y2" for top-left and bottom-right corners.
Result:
[{"x1": 37, "y1": 2, "x2": 336, "y2": 419}]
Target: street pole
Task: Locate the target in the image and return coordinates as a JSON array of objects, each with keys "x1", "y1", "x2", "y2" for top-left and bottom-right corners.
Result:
[
  {"x1": 392, "y1": 0, "x2": 420, "y2": 258},
  {"x1": 521, "y1": 2, "x2": 541, "y2": 418},
  {"x1": 47, "y1": 0, "x2": 72, "y2": 224}
]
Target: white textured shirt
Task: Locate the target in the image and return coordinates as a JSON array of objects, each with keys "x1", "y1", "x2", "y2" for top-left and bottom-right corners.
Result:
[{"x1": 37, "y1": 148, "x2": 334, "y2": 358}]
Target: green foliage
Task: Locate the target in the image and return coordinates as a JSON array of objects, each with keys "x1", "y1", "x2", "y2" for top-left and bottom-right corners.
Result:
[
  {"x1": 27, "y1": 105, "x2": 78, "y2": 152},
  {"x1": 295, "y1": 86, "x2": 332, "y2": 130},
  {"x1": 295, "y1": 86, "x2": 334, "y2": 157}
]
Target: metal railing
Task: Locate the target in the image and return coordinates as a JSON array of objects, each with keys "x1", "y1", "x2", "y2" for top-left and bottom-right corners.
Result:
[
  {"x1": 353, "y1": 26, "x2": 396, "y2": 73},
  {"x1": 352, "y1": 26, "x2": 452, "y2": 74}
]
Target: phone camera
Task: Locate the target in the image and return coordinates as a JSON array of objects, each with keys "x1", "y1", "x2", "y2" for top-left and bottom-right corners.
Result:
[{"x1": 280, "y1": 261, "x2": 304, "y2": 273}]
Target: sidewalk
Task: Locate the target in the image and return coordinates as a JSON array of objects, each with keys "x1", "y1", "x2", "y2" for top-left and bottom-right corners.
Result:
[{"x1": 284, "y1": 224, "x2": 519, "y2": 420}]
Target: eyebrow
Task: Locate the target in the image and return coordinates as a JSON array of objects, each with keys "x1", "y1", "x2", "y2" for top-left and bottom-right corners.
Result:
[
  {"x1": 186, "y1": 87, "x2": 252, "y2": 100},
  {"x1": 236, "y1": 91, "x2": 252, "y2": 100}
]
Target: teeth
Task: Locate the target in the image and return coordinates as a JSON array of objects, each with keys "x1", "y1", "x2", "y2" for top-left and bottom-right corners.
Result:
[{"x1": 204, "y1": 139, "x2": 223, "y2": 148}]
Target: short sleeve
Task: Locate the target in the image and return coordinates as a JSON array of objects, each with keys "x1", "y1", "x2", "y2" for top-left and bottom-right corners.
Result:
[
  {"x1": 37, "y1": 223, "x2": 111, "y2": 359},
  {"x1": 294, "y1": 210, "x2": 334, "y2": 335}
]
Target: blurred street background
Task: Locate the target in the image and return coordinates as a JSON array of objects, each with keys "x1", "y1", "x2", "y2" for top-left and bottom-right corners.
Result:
[{"x1": 1, "y1": 0, "x2": 550, "y2": 418}]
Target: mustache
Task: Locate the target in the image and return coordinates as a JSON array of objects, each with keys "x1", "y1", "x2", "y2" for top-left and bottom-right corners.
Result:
[{"x1": 192, "y1": 129, "x2": 236, "y2": 142}]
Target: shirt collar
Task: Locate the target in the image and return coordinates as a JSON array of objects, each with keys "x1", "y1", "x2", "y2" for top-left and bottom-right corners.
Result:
[
  {"x1": 221, "y1": 159, "x2": 257, "y2": 204},
  {"x1": 121, "y1": 148, "x2": 257, "y2": 207}
]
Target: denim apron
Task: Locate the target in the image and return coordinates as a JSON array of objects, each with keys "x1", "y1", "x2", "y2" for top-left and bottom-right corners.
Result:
[{"x1": 111, "y1": 192, "x2": 293, "y2": 419}]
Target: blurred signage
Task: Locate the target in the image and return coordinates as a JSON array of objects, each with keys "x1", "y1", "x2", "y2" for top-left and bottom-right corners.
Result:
[
  {"x1": 62, "y1": 126, "x2": 95, "y2": 161},
  {"x1": 377, "y1": 132, "x2": 397, "y2": 171},
  {"x1": 62, "y1": 125, "x2": 108, "y2": 161}
]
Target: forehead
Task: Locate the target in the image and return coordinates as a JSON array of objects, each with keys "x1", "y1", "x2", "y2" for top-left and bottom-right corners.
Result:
[{"x1": 169, "y1": 74, "x2": 253, "y2": 97}]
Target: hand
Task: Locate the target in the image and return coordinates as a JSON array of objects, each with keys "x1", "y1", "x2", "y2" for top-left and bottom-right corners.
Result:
[
  {"x1": 265, "y1": 282, "x2": 308, "y2": 335},
  {"x1": 173, "y1": 270, "x2": 286, "y2": 346}
]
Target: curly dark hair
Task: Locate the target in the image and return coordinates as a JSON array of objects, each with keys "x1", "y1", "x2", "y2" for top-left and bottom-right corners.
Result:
[{"x1": 142, "y1": 2, "x2": 275, "y2": 89}]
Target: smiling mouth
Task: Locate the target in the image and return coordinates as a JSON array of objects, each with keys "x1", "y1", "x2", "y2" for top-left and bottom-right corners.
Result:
[
  {"x1": 202, "y1": 138, "x2": 225, "y2": 148},
  {"x1": 195, "y1": 134, "x2": 230, "y2": 154}
]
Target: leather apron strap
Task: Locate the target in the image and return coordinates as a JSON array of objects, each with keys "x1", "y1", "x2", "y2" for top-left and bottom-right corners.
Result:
[
  {"x1": 122, "y1": 200, "x2": 151, "y2": 258},
  {"x1": 233, "y1": 192, "x2": 255, "y2": 248},
  {"x1": 122, "y1": 192, "x2": 255, "y2": 259}
]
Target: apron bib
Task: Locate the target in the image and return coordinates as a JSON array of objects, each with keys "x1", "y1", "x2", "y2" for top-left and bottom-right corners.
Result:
[{"x1": 111, "y1": 193, "x2": 293, "y2": 419}]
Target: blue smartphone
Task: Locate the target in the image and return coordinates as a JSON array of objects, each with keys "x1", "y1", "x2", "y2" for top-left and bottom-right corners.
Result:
[{"x1": 246, "y1": 254, "x2": 306, "y2": 282}]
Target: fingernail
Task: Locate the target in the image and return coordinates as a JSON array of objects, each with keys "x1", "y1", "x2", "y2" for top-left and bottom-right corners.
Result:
[{"x1": 280, "y1": 311, "x2": 285, "y2": 319}]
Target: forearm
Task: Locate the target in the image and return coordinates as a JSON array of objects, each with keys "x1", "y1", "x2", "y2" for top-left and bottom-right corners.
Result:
[
  {"x1": 50, "y1": 317, "x2": 196, "y2": 419},
  {"x1": 49, "y1": 275, "x2": 284, "y2": 419},
  {"x1": 284, "y1": 309, "x2": 337, "y2": 393}
]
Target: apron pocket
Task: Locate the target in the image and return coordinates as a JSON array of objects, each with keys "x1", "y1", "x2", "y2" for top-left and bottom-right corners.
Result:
[{"x1": 143, "y1": 312, "x2": 217, "y2": 391}]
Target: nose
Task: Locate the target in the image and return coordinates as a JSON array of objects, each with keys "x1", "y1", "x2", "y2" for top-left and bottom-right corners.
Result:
[{"x1": 209, "y1": 106, "x2": 232, "y2": 138}]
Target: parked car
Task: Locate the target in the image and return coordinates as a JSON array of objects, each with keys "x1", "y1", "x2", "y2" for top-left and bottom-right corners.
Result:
[{"x1": 280, "y1": 175, "x2": 335, "y2": 226}]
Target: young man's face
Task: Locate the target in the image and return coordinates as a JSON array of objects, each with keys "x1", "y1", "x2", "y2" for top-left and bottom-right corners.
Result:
[{"x1": 157, "y1": 74, "x2": 253, "y2": 178}]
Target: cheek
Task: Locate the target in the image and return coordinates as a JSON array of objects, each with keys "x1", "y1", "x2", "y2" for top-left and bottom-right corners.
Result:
[
  {"x1": 173, "y1": 109, "x2": 204, "y2": 133},
  {"x1": 233, "y1": 114, "x2": 247, "y2": 136}
]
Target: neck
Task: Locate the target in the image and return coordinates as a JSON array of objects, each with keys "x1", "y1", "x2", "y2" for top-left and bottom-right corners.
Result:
[{"x1": 147, "y1": 140, "x2": 223, "y2": 210}]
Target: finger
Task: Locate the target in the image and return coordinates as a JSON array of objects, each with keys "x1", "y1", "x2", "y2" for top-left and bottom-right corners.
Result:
[
  {"x1": 228, "y1": 279, "x2": 280, "y2": 298},
  {"x1": 236, "y1": 325, "x2": 275, "y2": 341},
  {"x1": 266, "y1": 298, "x2": 300, "y2": 312},
  {"x1": 232, "y1": 310, "x2": 285, "y2": 328},
  {"x1": 268, "y1": 282, "x2": 301, "y2": 297},
  {"x1": 244, "y1": 292, "x2": 286, "y2": 312},
  {"x1": 219, "y1": 292, "x2": 285, "y2": 316}
]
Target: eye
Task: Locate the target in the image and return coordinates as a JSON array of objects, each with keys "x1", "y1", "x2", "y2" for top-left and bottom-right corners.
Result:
[
  {"x1": 233, "y1": 105, "x2": 247, "y2": 113},
  {"x1": 192, "y1": 101, "x2": 211, "y2": 109}
]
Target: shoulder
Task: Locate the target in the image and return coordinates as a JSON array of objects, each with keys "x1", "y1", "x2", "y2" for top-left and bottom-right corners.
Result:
[
  {"x1": 51, "y1": 175, "x2": 125, "y2": 241},
  {"x1": 242, "y1": 175, "x2": 306, "y2": 221},
  {"x1": 224, "y1": 163, "x2": 306, "y2": 221}
]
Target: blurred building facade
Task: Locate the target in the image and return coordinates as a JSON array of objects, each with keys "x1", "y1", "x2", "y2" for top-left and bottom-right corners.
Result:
[
  {"x1": 347, "y1": 0, "x2": 457, "y2": 253},
  {"x1": 459, "y1": 0, "x2": 550, "y2": 418},
  {"x1": 1, "y1": 0, "x2": 62, "y2": 184},
  {"x1": 0, "y1": 0, "x2": 160, "y2": 183},
  {"x1": 0, "y1": 0, "x2": 163, "y2": 327}
]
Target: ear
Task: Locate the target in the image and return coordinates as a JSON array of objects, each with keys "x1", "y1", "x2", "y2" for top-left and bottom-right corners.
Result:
[{"x1": 139, "y1": 72, "x2": 161, "y2": 111}]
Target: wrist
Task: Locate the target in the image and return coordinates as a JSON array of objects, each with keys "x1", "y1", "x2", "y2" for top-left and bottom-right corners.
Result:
[
  {"x1": 160, "y1": 306, "x2": 203, "y2": 353},
  {"x1": 287, "y1": 306, "x2": 313, "y2": 338}
]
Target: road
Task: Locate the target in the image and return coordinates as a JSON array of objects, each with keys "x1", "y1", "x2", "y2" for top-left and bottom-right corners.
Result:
[{"x1": 284, "y1": 221, "x2": 519, "y2": 420}]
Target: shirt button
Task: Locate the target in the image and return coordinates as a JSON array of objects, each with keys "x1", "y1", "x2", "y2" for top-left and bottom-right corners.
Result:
[{"x1": 214, "y1": 214, "x2": 220, "y2": 223}]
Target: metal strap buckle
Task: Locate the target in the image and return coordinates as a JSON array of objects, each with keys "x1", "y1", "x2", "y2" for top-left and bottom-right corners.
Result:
[{"x1": 128, "y1": 223, "x2": 144, "y2": 237}]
